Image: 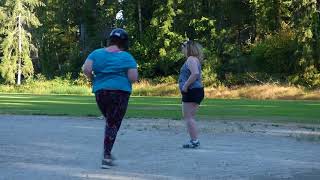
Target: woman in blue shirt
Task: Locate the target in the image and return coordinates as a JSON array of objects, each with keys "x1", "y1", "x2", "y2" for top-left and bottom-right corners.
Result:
[{"x1": 82, "y1": 28, "x2": 138, "y2": 169}]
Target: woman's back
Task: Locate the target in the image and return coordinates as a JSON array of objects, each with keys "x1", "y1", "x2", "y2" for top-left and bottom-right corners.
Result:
[{"x1": 88, "y1": 48, "x2": 137, "y2": 93}]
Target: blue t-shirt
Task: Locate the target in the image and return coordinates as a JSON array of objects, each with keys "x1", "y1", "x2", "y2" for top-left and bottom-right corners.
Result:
[{"x1": 85, "y1": 48, "x2": 137, "y2": 93}]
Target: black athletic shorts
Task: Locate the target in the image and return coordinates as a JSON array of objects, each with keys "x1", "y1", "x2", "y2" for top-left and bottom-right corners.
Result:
[{"x1": 181, "y1": 87, "x2": 204, "y2": 104}]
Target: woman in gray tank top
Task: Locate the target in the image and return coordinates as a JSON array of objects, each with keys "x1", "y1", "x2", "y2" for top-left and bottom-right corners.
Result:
[{"x1": 178, "y1": 40, "x2": 204, "y2": 149}]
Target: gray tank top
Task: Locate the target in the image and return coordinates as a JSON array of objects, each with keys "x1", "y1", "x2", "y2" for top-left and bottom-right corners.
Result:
[{"x1": 178, "y1": 60, "x2": 203, "y2": 91}]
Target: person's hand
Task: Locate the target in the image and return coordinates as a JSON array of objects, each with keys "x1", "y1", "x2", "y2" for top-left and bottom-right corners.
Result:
[{"x1": 182, "y1": 85, "x2": 188, "y2": 93}]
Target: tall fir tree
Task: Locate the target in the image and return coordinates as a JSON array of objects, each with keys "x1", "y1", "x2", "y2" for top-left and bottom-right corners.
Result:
[{"x1": 0, "y1": 0, "x2": 43, "y2": 84}]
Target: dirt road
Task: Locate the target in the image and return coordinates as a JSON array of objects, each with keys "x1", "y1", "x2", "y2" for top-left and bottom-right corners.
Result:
[{"x1": 0, "y1": 115, "x2": 320, "y2": 180}]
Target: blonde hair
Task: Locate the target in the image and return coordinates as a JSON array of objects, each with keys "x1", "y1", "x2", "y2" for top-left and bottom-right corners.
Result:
[{"x1": 184, "y1": 40, "x2": 204, "y2": 62}]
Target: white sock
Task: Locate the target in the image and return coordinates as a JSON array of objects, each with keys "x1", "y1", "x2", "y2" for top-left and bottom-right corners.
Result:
[{"x1": 191, "y1": 139, "x2": 199, "y2": 143}]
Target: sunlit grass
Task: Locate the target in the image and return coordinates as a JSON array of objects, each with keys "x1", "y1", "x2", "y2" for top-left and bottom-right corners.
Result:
[
  {"x1": 205, "y1": 84, "x2": 320, "y2": 100},
  {"x1": 132, "y1": 80, "x2": 179, "y2": 96},
  {"x1": 1, "y1": 80, "x2": 319, "y2": 100},
  {"x1": 0, "y1": 93, "x2": 319, "y2": 124}
]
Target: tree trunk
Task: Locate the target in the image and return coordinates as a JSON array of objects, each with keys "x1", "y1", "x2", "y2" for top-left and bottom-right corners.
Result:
[
  {"x1": 138, "y1": 0, "x2": 142, "y2": 40},
  {"x1": 316, "y1": 0, "x2": 320, "y2": 69},
  {"x1": 17, "y1": 14, "x2": 22, "y2": 85},
  {"x1": 274, "y1": 0, "x2": 281, "y2": 31},
  {"x1": 80, "y1": 23, "x2": 86, "y2": 53}
]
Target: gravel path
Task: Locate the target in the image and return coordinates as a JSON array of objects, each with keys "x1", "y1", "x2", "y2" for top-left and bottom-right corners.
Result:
[{"x1": 1, "y1": 115, "x2": 320, "y2": 180}]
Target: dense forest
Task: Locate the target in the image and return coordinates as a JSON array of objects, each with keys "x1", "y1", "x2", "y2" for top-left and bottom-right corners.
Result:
[{"x1": 0, "y1": 0, "x2": 320, "y2": 88}]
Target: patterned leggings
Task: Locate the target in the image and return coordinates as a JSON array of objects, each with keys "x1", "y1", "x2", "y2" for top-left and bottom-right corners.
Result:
[{"x1": 95, "y1": 90, "x2": 130, "y2": 158}]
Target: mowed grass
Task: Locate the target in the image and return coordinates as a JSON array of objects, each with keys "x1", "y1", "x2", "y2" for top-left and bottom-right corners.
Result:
[{"x1": 0, "y1": 93, "x2": 319, "y2": 124}]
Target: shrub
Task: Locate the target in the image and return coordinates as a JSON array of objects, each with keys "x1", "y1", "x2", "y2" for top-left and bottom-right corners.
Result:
[
  {"x1": 289, "y1": 65, "x2": 320, "y2": 88},
  {"x1": 251, "y1": 29, "x2": 297, "y2": 77}
]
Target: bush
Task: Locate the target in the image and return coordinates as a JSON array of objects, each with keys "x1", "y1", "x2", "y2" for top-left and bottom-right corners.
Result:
[
  {"x1": 251, "y1": 29, "x2": 297, "y2": 77},
  {"x1": 302, "y1": 66, "x2": 320, "y2": 88},
  {"x1": 152, "y1": 76, "x2": 177, "y2": 84},
  {"x1": 289, "y1": 65, "x2": 320, "y2": 88},
  {"x1": 73, "y1": 72, "x2": 91, "y2": 87},
  {"x1": 202, "y1": 66, "x2": 221, "y2": 87},
  {"x1": 0, "y1": 74, "x2": 91, "y2": 95}
]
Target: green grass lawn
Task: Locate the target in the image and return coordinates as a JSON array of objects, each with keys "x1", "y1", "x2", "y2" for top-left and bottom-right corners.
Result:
[{"x1": 0, "y1": 93, "x2": 319, "y2": 124}]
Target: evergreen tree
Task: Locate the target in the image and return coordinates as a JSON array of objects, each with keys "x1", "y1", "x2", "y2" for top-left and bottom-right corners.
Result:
[{"x1": 0, "y1": 0, "x2": 43, "y2": 84}]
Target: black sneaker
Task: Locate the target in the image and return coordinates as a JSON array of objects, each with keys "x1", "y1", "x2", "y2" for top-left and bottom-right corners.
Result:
[
  {"x1": 101, "y1": 158, "x2": 114, "y2": 169},
  {"x1": 182, "y1": 140, "x2": 200, "y2": 149}
]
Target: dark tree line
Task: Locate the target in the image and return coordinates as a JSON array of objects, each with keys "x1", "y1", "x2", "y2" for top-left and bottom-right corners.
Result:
[{"x1": 1, "y1": 0, "x2": 320, "y2": 87}]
